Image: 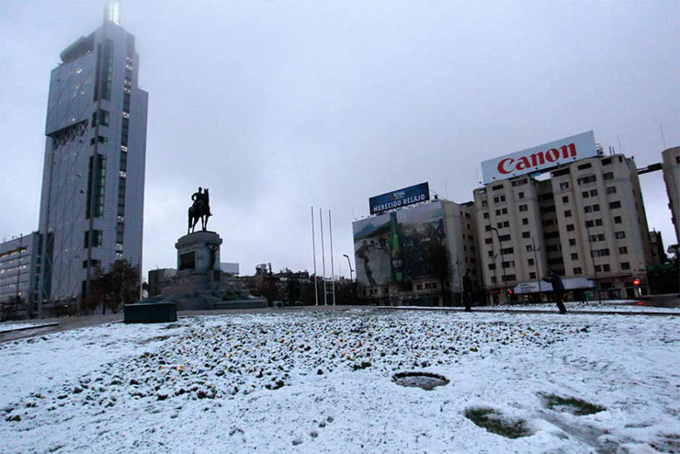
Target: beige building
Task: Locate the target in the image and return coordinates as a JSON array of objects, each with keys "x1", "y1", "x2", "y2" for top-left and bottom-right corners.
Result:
[
  {"x1": 474, "y1": 154, "x2": 654, "y2": 302},
  {"x1": 661, "y1": 146, "x2": 680, "y2": 244}
]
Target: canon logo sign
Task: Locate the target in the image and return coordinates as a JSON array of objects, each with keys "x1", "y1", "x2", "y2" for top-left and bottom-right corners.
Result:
[{"x1": 481, "y1": 131, "x2": 597, "y2": 184}]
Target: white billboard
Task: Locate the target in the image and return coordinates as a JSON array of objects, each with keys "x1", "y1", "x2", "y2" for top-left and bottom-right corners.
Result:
[{"x1": 481, "y1": 131, "x2": 597, "y2": 184}]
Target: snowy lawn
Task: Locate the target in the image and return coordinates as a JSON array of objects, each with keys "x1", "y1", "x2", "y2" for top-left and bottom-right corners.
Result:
[
  {"x1": 1, "y1": 309, "x2": 679, "y2": 453},
  {"x1": 0, "y1": 323, "x2": 56, "y2": 334},
  {"x1": 481, "y1": 300, "x2": 680, "y2": 313}
]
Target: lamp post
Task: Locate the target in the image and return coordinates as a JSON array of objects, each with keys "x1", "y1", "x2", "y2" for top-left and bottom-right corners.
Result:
[
  {"x1": 489, "y1": 227, "x2": 507, "y2": 301},
  {"x1": 343, "y1": 254, "x2": 354, "y2": 282},
  {"x1": 586, "y1": 224, "x2": 602, "y2": 304}
]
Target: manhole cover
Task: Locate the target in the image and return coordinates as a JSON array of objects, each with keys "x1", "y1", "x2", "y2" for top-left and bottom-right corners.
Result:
[{"x1": 392, "y1": 372, "x2": 449, "y2": 390}]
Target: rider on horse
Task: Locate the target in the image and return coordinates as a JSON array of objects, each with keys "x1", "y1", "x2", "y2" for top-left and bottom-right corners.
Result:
[
  {"x1": 188, "y1": 187, "x2": 212, "y2": 233},
  {"x1": 191, "y1": 187, "x2": 212, "y2": 216}
]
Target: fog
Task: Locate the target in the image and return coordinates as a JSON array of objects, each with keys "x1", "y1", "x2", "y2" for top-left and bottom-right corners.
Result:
[{"x1": 1, "y1": 0, "x2": 678, "y2": 278}]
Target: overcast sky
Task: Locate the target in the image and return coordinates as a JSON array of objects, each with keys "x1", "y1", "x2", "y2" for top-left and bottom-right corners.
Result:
[{"x1": 1, "y1": 0, "x2": 678, "y2": 279}]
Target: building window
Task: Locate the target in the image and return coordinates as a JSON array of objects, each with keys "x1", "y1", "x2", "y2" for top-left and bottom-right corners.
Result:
[
  {"x1": 519, "y1": 204, "x2": 528, "y2": 212},
  {"x1": 518, "y1": 192, "x2": 525, "y2": 199},
  {"x1": 488, "y1": 251, "x2": 494, "y2": 257},
  {"x1": 607, "y1": 186, "x2": 617, "y2": 194},
  {"x1": 512, "y1": 179, "x2": 527, "y2": 187},
  {"x1": 615, "y1": 231, "x2": 625, "y2": 239},
  {"x1": 84, "y1": 230, "x2": 103, "y2": 248},
  {"x1": 481, "y1": 200, "x2": 487, "y2": 208},
  {"x1": 501, "y1": 247, "x2": 514, "y2": 255},
  {"x1": 522, "y1": 231, "x2": 530, "y2": 239},
  {"x1": 569, "y1": 239, "x2": 576, "y2": 246},
  {"x1": 577, "y1": 163, "x2": 592, "y2": 170},
  {"x1": 614, "y1": 216, "x2": 622, "y2": 224},
  {"x1": 621, "y1": 262, "x2": 630, "y2": 270},
  {"x1": 603, "y1": 264, "x2": 610, "y2": 272},
  {"x1": 595, "y1": 265, "x2": 602, "y2": 272},
  {"x1": 86, "y1": 154, "x2": 106, "y2": 219},
  {"x1": 573, "y1": 267, "x2": 582, "y2": 275},
  {"x1": 566, "y1": 224, "x2": 575, "y2": 232},
  {"x1": 560, "y1": 182, "x2": 569, "y2": 190},
  {"x1": 90, "y1": 136, "x2": 108, "y2": 145},
  {"x1": 562, "y1": 196, "x2": 569, "y2": 203},
  {"x1": 488, "y1": 264, "x2": 496, "y2": 270},
  {"x1": 619, "y1": 246, "x2": 628, "y2": 254},
  {"x1": 483, "y1": 212, "x2": 489, "y2": 219},
  {"x1": 577, "y1": 175, "x2": 596, "y2": 185},
  {"x1": 564, "y1": 210, "x2": 572, "y2": 218},
  {"x1": 609, "y1": 201, "x2": 621, "y2": 209},
  {"x1": 522, "y1": 218, "x2": 529, "y2": 225},
  {"x1": 528, "y1": 258, "x2": 534, "y2": 265},
  {"x1": 492, "y1": 185, "x2": 503, "y2": 191},
  {"x1": 526, "y1": 245, "x2": 533, "y2": 252},
  {"x1": 603, "y1": 172, "x2": 614, "y2": 180},
  {"x1": 571, "y1": 253, "x2": 578, "y2": 260},
  {"x1": 485, "y1": 237, "x2": 492, "y2": 244}
]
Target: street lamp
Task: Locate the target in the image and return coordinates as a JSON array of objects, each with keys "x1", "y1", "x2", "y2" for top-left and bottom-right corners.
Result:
[{"x1": 343, "y1": 254, "x2": 354, "y2": 282}]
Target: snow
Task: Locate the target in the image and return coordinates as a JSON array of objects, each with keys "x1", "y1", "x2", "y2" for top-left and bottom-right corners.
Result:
[
  {"x1": 0, "y1": 323, "x2": 55, "y2": 333},
  {"x1": 481, "y1": 299, "x2": 680, "y2": 313},
  {"x1": 1, "y1": 309, "x2": 679, "y2": 453}
]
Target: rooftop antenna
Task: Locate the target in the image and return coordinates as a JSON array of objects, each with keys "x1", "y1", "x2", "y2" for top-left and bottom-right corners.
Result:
[
  {"x1": 660, "y1": 124, "x2": 667, "y2": 149},
  {"x1": 616, "y1": 135, "x2": 623, "y2": 154},
  {"x1": 105, "y1": 0, "x2": 121, "y2": 25}
]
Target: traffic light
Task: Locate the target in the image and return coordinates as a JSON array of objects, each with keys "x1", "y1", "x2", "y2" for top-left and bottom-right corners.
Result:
[{"x1": 633, "y1": 278, "x2": 640, "y2": 287}]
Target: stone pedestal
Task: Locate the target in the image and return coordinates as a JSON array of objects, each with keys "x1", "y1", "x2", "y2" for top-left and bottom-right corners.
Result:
[
  {"x1": 152, "y1": 230, "x2": 268, "y2": 311},
  {"x1": 163, "y1": 231, "x2": 223, "y2": 296}
]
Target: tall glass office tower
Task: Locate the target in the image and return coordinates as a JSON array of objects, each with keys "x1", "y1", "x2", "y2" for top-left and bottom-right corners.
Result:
[{"x1": 37, "y1": 2, "x2": 148, "y2": 310}]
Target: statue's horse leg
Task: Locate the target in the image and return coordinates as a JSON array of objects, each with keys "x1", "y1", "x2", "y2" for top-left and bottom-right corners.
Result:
[{"x1": 188, "y1": 208, "x2": 192, "y2": 234}]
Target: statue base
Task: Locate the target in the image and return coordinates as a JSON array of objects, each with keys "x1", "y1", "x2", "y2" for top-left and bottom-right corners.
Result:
[{"x1": 152, "y1": 230, "x2": 268, "y2": 311}]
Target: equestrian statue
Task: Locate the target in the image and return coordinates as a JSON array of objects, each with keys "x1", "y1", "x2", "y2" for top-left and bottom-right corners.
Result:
[{"x1": 188, "y1": 187, "x2": 212, "y2": 234}]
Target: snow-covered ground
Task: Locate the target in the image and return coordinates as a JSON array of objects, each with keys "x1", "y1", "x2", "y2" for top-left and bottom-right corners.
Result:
[
  {"x1": 483, "y1": 299, "x2": 680, "y2": 313},
  {"x1": 0, "y1": 322, "x2": 55, "y2": 333},
  {"x1": 1, "y1": 309, "x2": 679, "y2": 453}
]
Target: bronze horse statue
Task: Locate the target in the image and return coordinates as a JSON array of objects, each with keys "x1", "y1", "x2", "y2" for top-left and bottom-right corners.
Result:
[{"x1": 188, "y1": 188, "x2": 211, "y2": 234}]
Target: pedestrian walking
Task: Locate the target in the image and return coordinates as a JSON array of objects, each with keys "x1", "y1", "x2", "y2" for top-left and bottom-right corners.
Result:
[
  {"x1": 462, "y1": 270, "x2": 473, "y2": 312},
  {"x1": 543, "y1": 271, "x2": 567, "y2": 314}
]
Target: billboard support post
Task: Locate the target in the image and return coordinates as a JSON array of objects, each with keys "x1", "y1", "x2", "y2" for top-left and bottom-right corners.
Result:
[
  {"x1": 311, "y1": 206, "x2": 318, "y2": 306},
  {"x1": 320, "y1": 208, "x2": 327, "y2": 306},
  {"x1": 329, "y1": 210, "x2": 336, "y2": 306}
]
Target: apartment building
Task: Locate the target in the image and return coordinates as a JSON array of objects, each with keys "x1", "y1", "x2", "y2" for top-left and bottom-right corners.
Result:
[
  {"x1": 475, "y1": 132, "x2": 654, "y2": 302},
  {"x1": 662, "y1": 146, "x2": 680, "y2": 244},
  {"x1": 0, "y1": 233, "x2": 41, "y2": 317}
]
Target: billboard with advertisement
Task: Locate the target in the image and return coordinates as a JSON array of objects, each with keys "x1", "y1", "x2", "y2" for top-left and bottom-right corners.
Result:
[
  {"x1": 481, "y1": 131, "x2": 597, "y2": 184},
  {"x1": 369, "y1": 182, "x2": 430, "y2": 215},
  {"x1": 353, "y1": 201, "x2": 447, "y2": 287}
]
